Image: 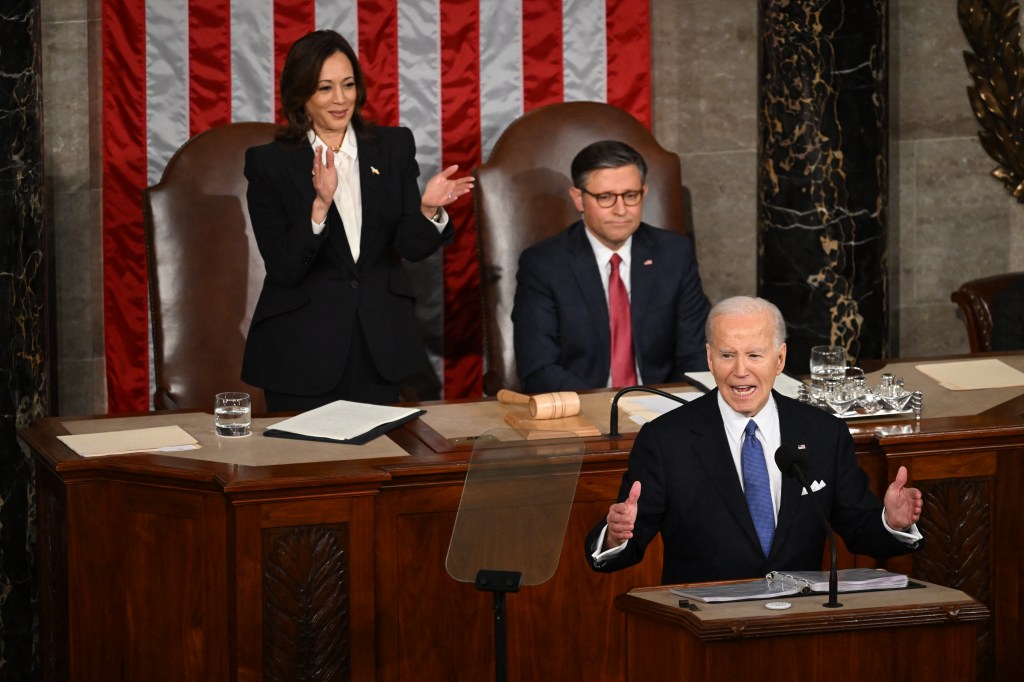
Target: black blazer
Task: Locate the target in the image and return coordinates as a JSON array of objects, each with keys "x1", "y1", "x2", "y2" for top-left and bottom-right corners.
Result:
[
  {"x1": 512, "y1": 222, "x2": 709, "y2": 393},
  {"x1": 241, "y1": 126, "x2": 453, "y2": 395},
  {"x1": 585, "y1": 390, "x2": 917, "y2": 585}
]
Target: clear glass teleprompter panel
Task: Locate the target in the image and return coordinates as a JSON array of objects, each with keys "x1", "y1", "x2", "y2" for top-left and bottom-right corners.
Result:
[{"x1": 446, "y1": 429, "x2": 584, "y2": 586}]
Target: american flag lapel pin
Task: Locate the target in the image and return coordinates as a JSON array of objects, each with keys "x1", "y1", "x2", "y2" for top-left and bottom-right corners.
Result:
[
  {"x1": 643, "y1": 259, "x2": 653, "y2": 266},
  {"x1": 798, "y1": 444, "x2": 807, "y2": 449},
  {"x1": 370, "y1": 166, "x2": 380, "y2": 175}
]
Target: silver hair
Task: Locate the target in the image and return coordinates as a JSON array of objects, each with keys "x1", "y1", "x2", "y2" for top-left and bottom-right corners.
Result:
[{"x1": 705, "y1": 296, "x2": 787, "y2": 348}]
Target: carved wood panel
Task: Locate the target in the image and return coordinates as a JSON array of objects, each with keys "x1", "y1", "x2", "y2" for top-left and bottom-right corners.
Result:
[
  {"x1": 913, "y1": 477, "x2": 992, "y2": 681},
  {"x1": 263, "y1": 524, "x2": 351, "y2": 681}
]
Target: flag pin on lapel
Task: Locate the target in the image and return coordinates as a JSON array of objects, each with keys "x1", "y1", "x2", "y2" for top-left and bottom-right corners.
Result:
[
  {"x1": 644, "y1": 259, "x2": 653, "y2": 265},
  {"x1": 371, "y1": 166, "x2": 380, "y2": 175},
  {"x1": 798, "y1": 444, "x2": 807, "y2": 449}
]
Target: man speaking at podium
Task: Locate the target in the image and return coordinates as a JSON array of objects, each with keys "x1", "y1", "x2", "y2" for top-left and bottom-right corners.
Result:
[{"x1": 585, "y1": 296, "x2": 924, "y2": 585}]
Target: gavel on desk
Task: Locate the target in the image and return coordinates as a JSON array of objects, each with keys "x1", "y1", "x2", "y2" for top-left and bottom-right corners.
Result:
[{"x1": 496, "y1": 389, "x2": 581, "y2": 420}]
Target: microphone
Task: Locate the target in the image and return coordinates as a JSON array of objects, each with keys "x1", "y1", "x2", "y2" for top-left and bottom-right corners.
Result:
[
  {"x1": 774, "y1": 445, "x2": 843, "y2": 608},
  {"x1": 608, "y1": 386, "x2": 691, "y2": 438}
]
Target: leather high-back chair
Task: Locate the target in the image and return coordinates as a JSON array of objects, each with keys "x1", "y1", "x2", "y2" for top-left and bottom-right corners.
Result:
[
  {"x1": 144, "y1": 122, "x2": 276, "y2": 412},
  {"x1": 951, "y1": 272, "x2": 1024, "y2": 352},
  {"x1": 474, "y1": 101, "x2": 690, "y2": 394}
]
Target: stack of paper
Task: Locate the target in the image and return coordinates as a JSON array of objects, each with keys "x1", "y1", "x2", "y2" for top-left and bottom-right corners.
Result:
[{"x1": 264, "y1": 400, "x2": 424, "y2": 445}]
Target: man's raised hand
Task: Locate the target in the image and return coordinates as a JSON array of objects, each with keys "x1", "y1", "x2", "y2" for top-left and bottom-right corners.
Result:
[{"x1": 605, "y1": 480, "x2": 642, "y2": 549}]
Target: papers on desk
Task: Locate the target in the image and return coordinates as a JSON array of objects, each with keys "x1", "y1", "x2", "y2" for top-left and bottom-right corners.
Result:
[
  {"x1": 915, "y1": 358, "x2": 1024, "y2": 390},
  {"x1": 264, "y1": 399, "x2": 424, "y2": 445},
  {"x1": 57, "y1": 425, "x2": 200, "y2": 457},
  {"x1": 683, "y1": 371, "x2": 806, "y2": 400},
  {"x1": 618, "y1": 391, "x2": 699, "y2": 425},
  {"x1": 671, "y1": 568, "x2": 908, "y2": 603}
]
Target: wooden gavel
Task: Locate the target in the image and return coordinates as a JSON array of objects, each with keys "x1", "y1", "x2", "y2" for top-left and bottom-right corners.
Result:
[{"x1": 496, "y1": 389, "x2": 581, "y2": 420}]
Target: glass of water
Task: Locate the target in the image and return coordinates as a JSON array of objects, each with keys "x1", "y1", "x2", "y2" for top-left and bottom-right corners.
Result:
[
  {"x1": 808, "y1": 345, "x2": 846, "y2": 397},
  {"x1": 214, "y1": 392, "x2": 251, "y2": 437}
]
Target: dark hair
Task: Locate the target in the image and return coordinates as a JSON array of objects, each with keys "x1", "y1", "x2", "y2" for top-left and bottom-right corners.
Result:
[
  {"x1": 276, "y1": 30, "x2": 370, "y2": 143},
  {"x1": 570, "y1": 140, "x2": 648, "y2": 189}
]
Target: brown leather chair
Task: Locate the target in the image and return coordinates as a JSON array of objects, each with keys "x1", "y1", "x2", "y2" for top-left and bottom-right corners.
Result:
[
  {"x1": 951, "y1": 272, "x2": 1024, "y2": 352},
  {"x1": 144, "y1": 122, "x2": 276, "y2": 412},
  {"x1": 473, "y1": 101, "x2": 691, "y2": 394}
]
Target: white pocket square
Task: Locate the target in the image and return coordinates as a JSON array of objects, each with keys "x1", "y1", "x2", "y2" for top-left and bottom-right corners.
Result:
[{"x1": 801, "y1": 480, "x2": 827, "y2": 495}]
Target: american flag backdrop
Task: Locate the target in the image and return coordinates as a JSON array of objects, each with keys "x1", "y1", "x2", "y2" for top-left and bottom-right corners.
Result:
[{"x1": 101, "y1": 0, "x2": 652, "y2": 412}]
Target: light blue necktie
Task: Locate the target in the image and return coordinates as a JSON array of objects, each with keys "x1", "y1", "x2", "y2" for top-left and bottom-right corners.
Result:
[{"x1": 742, "y1": 420, "x2": 775, "y2": 557}]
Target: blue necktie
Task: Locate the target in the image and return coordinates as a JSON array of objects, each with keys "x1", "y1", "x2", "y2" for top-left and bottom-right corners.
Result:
[{"x1": 742, "y1": 420, "x2": 774, "y2": 557}]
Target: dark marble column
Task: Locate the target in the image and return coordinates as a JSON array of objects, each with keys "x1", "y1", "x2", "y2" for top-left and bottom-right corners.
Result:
[
  {"x1": 758, "y1": 0, "x2": 889, "y2": 373},
  {"x1": 0, "y1": 0, "x2": 48, "y2": 678}
]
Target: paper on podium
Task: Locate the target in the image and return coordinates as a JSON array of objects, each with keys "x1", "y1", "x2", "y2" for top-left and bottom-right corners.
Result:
[
  {"x1": 618, "y1": 391, "x2": 700, "y2": 425},
  {"x1": 915, "y1": 358, "x2": 1024, "y2": 390},
  {"x1": 57, "y1": 425, "x2": 200, "y2": 457},
  {"x1": 264, "y1": 399, "x2": 424, "y2": 444}
]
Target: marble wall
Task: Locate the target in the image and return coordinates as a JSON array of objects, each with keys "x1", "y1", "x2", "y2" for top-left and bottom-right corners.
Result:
[
  {"x1": 758, "y1": 0, "x2": 890, "y2": 374},
  {"x1": 38, "y1": 0, "x2": 1024, "y2": 409},
  {"x1": 1, "y1": 0, "x2": 47, "y2": 678}
]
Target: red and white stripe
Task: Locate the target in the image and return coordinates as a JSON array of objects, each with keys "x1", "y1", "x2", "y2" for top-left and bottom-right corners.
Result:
[{"x1": 102, "y1": 0, "x2": 651, "y2": 412}]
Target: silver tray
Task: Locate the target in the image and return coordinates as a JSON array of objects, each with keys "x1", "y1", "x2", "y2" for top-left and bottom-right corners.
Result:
[{"x1": 838, "y1": 407, "x2": 915, "y2": 420}]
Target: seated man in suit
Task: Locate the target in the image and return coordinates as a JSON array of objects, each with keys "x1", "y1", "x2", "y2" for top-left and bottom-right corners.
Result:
[
  {"x1": 585, "y1": 296, "x2": 923, "y2": 585},
  {"x1": 512, "y1": 140, "x2": 710, "y2": 393},
  {"x1": 991, "y1": 277, "x2": 1024, "y2": 351}
]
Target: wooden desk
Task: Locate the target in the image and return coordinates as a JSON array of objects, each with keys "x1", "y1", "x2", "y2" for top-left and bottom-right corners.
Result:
[
  {"x1": 616, "y1": 582, "x2": 988, "y2": 681},
  {"x1": 20, "y1": 354, "x2": 1024, "y2": 681}
]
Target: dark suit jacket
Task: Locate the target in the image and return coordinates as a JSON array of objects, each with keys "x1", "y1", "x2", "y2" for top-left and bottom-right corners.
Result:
[
  {"x1": 512, "y1": 222, "x2": 709, "y2": 393},
  {"x1": 992, "y1": 278, "x2": 1024, "y2": 351},
  {"x1": 241, "y1": 126, "x2": 453, "y2": 395},
  {"x1": 585, "y1": 390, "x2": 917, "y2": 585}
]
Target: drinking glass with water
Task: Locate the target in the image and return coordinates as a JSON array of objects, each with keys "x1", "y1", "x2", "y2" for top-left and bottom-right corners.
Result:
[
  {"x1": 808, "y1": 346, "x2": 846, "y2": 398},
  {"x1": 215, "y1": 392, "x2": 251, "y2": 437}
]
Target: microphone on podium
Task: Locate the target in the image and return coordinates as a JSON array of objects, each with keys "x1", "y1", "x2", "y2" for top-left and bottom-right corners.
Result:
[
  {"x1": 774, "y1": 445, "x2": 843, "y2": 608},
  {"x1": 608, "y1": 386, "x2": 690, "y2": 438}
]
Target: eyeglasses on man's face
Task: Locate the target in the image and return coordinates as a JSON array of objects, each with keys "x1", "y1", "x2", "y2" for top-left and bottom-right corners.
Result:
[{"x1": 580, "y1": 188, "x2": 645, "y2": 208}]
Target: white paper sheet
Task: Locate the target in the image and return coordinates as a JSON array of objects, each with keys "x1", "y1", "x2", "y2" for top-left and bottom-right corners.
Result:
[
  {"x1": 619, "y1": 391, "x2": 699, "y2": 425},
  {"x1": 264, "y1": 399, "x2": 423, "y2": 443},
  {"x1": 915, "y1": 359, "x2": 1024, "y2": 390}
]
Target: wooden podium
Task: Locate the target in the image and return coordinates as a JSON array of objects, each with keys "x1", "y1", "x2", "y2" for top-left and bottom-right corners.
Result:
[{"x1": 615, "y1": 582, "x2": 988, "y2": 681}]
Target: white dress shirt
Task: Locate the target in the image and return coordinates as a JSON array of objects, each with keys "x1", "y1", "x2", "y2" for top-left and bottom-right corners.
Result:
[
  {"x1": 309, "y1": 127, "x2": 362, "y2": 259},
  {"x1": 307, "y1": 127, "x2": 449, "y2": 262}
]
